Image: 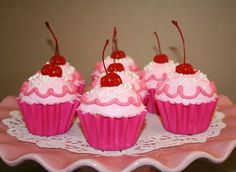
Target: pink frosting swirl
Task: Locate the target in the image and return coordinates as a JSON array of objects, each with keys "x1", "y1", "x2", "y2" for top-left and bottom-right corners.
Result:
[{"x1": 156, "y1": 72, "x2": 218, "y2": 105}]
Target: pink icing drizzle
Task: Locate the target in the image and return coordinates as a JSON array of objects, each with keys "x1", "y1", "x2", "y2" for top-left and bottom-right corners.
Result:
[
  {"x1": 156, "y1": 81, "x2": 217, "y2": 99},
  {"x1": 81, "y1": 96, "x2": 143, "y2": 107},
  {"x1": 20, "y1": 81, "x2": 77, "y2": 98}
]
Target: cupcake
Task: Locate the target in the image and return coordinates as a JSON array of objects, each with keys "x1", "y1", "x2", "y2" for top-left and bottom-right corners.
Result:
[
  {"x1": 17, "y1": 22, "x2": 80, "y2": 136},
  {"x1": 17, "y1": 68, "x2": 79, "y2": 136},
  {"x1": 77, "y1": 40, "x2": 147, "y2": 151},
  {"x1": 44, "y1": 21, "x2": 85, "y2": 94},
  {"x1": 142, "y1": 31, "x2": 176, "y2": 114},
  {"x1": 92, "y1": 27, "x2": 139, "y2": 80},
  {"x1": 155, "y1": 20, "x2": 218, "y2": 135}
]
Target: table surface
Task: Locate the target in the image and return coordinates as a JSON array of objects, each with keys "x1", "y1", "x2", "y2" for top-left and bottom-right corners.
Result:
[{"x1": 0, "y1": 95, "x2": 236, "y2": 172}]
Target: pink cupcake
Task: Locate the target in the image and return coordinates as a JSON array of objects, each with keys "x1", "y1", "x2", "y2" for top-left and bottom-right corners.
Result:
[
  {"x1": 44, "y1": 22, "x2": 85, "y2": 94},
  {"x1": 92, "y1": 27, "x2": 139, "y2": 80},
  {"x1": 77, "y1": 40, "x2": 147, "y2": 151},
  {"x1": 17, "y1": 72, "x2": 80, "y2": 136},
  {"x1": 155, "y1": 20, "x2": 218, "y2": 135},
  {"x1": 17, "y1": 22, "x2": 80, "y2": 136},
  {"x1": 142, "y1": 31, "x2": 176, "y2": 114}
]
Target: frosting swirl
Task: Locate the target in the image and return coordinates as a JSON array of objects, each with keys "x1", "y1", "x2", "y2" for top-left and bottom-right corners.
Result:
[
  {"x1": 156, "y1": 71, "x2": 218, "y2": 105},
  {"x1": 143, "y1": 60, "x2": 176, "y2": 89},
  {"x1": 19, "y1": 73, "x2": 78, "y2": 105},
  {"x1": 79, "y1": 84, "x2": 146, "y2": 118}
]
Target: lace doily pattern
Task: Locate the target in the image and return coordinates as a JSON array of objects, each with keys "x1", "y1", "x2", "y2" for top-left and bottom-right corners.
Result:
[{"x1": 2, "y1": 110, "x2": 225, "y2": 156}]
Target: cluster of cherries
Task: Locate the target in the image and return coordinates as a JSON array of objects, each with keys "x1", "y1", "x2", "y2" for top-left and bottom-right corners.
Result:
[
  {"x1": 41, "y1": 22, "x2": 66, "y2": 77},
  {"x1": 152, "y1": 21, "x2": 196, "y2": 75},
  {"x1": 40, "y1": 19, "x2": 196, "y2": 84},
  {"x1": 100, "y1": 27, "x2": 128, "y2": 87}
]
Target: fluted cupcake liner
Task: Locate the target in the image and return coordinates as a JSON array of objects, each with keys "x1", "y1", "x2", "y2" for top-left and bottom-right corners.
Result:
[
  {"x1": 143, "y1": 89, "x2": 159, "y2": 114},
  {"x1": 77, "y1": 110, "x2": 147, "y2": 151},
  {"x1": 17, "y1": 98, "x2": 80, "y2": 136},
  {"x1": 156, "y1": 99, "x2": 218, "y2": 135}
]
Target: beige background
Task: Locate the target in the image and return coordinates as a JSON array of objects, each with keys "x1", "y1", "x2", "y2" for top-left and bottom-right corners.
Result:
[
  {"x1": 1, "y1": 0, "x2": 236, "y2": 171},
  {"x1": 1, "y1": 0, "x2": 236, "y2": 102}
]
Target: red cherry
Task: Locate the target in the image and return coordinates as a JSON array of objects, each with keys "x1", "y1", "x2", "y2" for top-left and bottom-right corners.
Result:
[
  {"x1": 100, "y1": 72, "x2": 122, "y2": 87},
  {"x1": 172, "y1": 20, "x2": 196, "y2": 74},
  {"x1": 111, "y1": 50, "x2": 126, "y2": 59},
  {"x1": 50, "y1": 55, "x2": 66, "y2": 65},
  {"x1": 153, "y1": 31, "x2": 169, "y2": 63},
  {"x1": 41, "y1": 64, "x2": 52, "y2": 75},
  {"x1": 110, "y1": 27, "x2": 126, "y2": 59},
  {"x1": 100, "y1": 39, "x2": 123, "y2": 87},
  {"x1": 45, "y1": 22, "x2": 66, "y2": 65},
  {"x1": 176, "y1": 63, "x2": 196, "y2": 74},
  {"x1": 41, "y1": 64, "x2": 62, "y2": 77},
  {"x1": 107, "y1": 62, "x2": 125, "y2": 72},
  {"x1": 153, "y1": 54, "x2": 169, "y2": 64}
]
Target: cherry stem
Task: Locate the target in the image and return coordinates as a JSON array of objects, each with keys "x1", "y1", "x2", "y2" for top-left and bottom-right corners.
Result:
[
  {"x1": 154, "y1": 31, "x2": 162, "y2": 55},
  {"x1": 45, "y1": 21, "x2": 59, "y2": 56},
  {"x1": 102, "y1": 39, "x2": 109, "y2": 74},
  {"x1": 112, "y1": 27, "x2": 118, "y2": 51},
  {"x1": 172, "y1": 20, "x2": 186, "y2": 64}
]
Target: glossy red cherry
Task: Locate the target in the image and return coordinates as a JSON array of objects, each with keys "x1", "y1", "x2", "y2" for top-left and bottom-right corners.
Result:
[
  {"x1": 153, "y1": 31, "x2": 169, "y2": 63},
  {"x1": 100, "y1": 39, "x2": 123, "y2": 87},
  {"x1": 45, "y1": 21, "x2": 66, "y2": 65},
  {"x1": 41, "y1": 64, "x2": 62, "y2": 77},
  {"x1": 100, "y1": 72, "x2": 123, "y2": 87},
  {"x1": 110, "y1": 27, "x2": 126, "y2": 59},
  {"x1": 172, "y1": 20, "x2": 196, "y2": 75},
  {"x1": 107, "y1": 62, "x2": 125, "y2": 72},
  {"x1": 176, "y1": 63, "x2": 195, "y2": 74},
  {"x1": 153, "y1": 54, "x2": 169, "y2": 64},
  {"x1": 111, "y1": 50, "x2": 126, "y2": 59}
]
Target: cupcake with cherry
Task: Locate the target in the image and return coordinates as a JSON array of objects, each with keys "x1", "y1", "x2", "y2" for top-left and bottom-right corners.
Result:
[
  {"x1": 77, "y1": 40, "x2": 147, "y2": 151},
  {"x1": 92, "y1": 49, "x2": 146, "y2": 101},
  {"x1": 155, "y1": 20, "x2": 218, "y2": 135},
  {"x1": 17, "y1": 22, "x2": 81, "y2": 136},
  {"x1": 142, "y1": 31, "x2": 176, "y2": 114},
  {"x1": 44, "y1": 22, "x2": 85, "y2": 94},
  {"x1": 92, "y1": 27, "x2": 140, "y2": 80}
]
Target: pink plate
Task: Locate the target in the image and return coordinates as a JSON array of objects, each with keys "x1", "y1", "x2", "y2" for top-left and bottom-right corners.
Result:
[{"x1": 0, "y1": 95, "x2": 236, "y2": 172}]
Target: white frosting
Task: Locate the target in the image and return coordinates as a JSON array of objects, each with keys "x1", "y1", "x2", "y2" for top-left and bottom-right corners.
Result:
[
  {"x1": 19, "y1": 73, "x2": 78, "y2": 105},
  {"x1": 156, "y1": 71, "x2": 218, "y2": 105},
  {"x1": 79, "y1": 84, "x2": 146, "y2": 118},
  {"x1": 92, "y1": 71, "x2": 144, "y2": 93},
  {"x1": 143, "y1": 60, "x2": 176, "y2": 89},
  {"x1": 60, "y1": 62, "x2": 84, "y2": 86},
  {"x1": 60, "y1": 62, "x2": 76, "y2": 80}
]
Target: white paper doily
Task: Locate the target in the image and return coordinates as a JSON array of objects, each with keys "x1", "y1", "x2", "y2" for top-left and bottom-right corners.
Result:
[{"x1": 2, "y1": 110, "x2": 225, "y2": 156}]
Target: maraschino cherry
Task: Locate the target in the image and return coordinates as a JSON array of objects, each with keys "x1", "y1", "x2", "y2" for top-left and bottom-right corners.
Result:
[
  {"x1": 153, "y1": 31, "x2": 169, "y2": 63},
  {"x1": 100, "y1": 39, "x2": 123, "y2": 87},
  {"x1": 45, "y1": 21, "x2": 66, "y2": 65},
  {"x1": 172, "y1": 20, "x2": 196, "y2": 74},
  {"x1": 41, "y1": 63, "x2": 62, "y2": 77},
  {"x1": 110, "y1": 27, "x2": 126, "y2": 59}
]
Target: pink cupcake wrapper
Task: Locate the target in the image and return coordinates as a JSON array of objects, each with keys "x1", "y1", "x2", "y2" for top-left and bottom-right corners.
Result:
[
  {"x1": 77, "y1": 110, "x2": 147, "y2": 151},
  {"x1": 156, "y1": 99, "x2": 218, "y2": 135},
  {"x1": 17, "y1": 98, "x2": 80, "y2": 136},
  {"x1": 143, "y1": 89, "x2": 159, "y2": 114}
]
